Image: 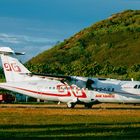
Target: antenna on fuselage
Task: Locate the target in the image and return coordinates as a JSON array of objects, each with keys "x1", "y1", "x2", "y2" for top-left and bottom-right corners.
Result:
[{"x1": 131, "y1": 78, "x2": 134, "y2": 81}]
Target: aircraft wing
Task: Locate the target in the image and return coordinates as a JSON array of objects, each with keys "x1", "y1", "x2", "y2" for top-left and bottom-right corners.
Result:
[
  {"x1": 33, "y1": 73, "x2": 71, "y2": 79},
  {"x1": 32, "y1": 73, "x2": 94, "y2": 89},
  {"x1": 32, "y1": 73, "x2": 72, "y2": 83}
]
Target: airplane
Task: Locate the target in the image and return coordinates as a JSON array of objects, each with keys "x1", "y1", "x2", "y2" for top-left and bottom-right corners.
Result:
[{"x1": 0, "y1": 47, "x2": 140, "y2": 108}]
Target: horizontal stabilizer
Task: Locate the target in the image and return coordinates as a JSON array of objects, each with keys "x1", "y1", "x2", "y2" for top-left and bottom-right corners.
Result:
[
  {"x1": 0, "y1": 47, "x2": 25, "y2": 55},
  {"x1": 0, "y1": 47, "x2": 31, "y2": 82}
]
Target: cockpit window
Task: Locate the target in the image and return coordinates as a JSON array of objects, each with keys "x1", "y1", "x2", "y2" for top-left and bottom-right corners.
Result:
[
  {"x1": 134, "y1": 85, "x2": 138, "y2": 89},
  {"x1": 134, "y1": 85, "x2": 140, "y2": 89}
]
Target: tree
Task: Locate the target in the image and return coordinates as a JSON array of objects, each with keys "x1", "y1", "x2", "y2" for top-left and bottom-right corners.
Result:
[{"x1": 113, "y1": 66, "x2": 127, "y2": 75}]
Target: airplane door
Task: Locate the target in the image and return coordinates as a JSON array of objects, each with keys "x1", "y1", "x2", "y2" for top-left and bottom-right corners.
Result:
[{"x1": 37, "y1": 86, "x2": 43, "y2": 99}]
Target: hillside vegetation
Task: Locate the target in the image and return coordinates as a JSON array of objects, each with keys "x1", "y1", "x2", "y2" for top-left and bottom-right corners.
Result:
[{"x1": 27, "y1": 10, "x2": 140, "y2": 80}]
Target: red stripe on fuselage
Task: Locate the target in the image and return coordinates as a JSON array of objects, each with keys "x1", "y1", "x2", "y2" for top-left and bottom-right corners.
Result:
[{"x1": 2, "y1": 85, "x2": 71, "y2": 97}]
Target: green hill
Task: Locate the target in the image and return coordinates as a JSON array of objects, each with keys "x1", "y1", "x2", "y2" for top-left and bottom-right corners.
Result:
[{"x1": 27, "y1": 10, "x2": 140, "y2": 80}]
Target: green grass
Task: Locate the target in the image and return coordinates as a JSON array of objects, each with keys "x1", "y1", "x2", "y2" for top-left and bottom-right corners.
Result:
[
  {"x1": 0, "y1": 104, "x2": 140, "y2": 139},
  {"x1": 0, "y1": 123, "x2": 140, "y2": 139}
]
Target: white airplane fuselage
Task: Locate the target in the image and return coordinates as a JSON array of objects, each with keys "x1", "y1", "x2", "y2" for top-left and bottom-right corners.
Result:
[
  {"x1": 0, "y1": 47, "x2": 140, "y2": 108},
  {"x1": 0, "y1": 78, "x2": 93, "y2": 104},
  {"x1": 90, "y1": 78, "x2": 140, "y2": 104},
  {"x1": 0, "y1": 77, "x2": 140, "y2": 106}
]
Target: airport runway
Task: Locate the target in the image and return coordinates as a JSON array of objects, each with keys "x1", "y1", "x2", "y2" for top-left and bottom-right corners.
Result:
[
  {"x1": 0, "y1": 103, "x2": 140, "y2": 139},
  {"x1": 0, "y1": 103, "x2": 140, "y2": 110}
]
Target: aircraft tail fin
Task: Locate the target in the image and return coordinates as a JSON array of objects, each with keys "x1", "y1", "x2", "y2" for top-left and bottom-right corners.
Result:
[{"x1": 0, "y1": 47, "x2": 31, "y2": 82}]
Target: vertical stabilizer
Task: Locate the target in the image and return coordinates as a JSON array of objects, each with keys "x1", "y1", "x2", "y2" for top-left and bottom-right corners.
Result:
[{"x1": 0, "y1": 47, "x2": 31, "y2": 82}]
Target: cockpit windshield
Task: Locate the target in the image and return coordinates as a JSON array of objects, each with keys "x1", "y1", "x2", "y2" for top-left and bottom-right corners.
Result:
[{"x1": 134, "y1": 85, "x2": 140, "y2": 89}]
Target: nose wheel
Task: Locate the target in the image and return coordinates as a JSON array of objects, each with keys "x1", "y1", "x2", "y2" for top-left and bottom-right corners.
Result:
[{"x1": 67, "y1": 103, "x2": 75, "y2": 108}]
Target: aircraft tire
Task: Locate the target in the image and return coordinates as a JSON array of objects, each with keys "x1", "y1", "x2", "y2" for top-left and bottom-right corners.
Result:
[
  {"x1": 67, "y1": 103, "x2": 75, "y2": 108},
  {"x1": 84, "y1": 103, "x2": 92, "y2": 109}
]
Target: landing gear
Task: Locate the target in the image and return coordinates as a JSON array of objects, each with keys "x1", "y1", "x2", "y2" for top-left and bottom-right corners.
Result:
[
  {"x1": 67, "y1": 103, "x2": 75, "y2": 108},
  {"x1": 84, "y1": 103, "x2": 93, "y2": 109}
]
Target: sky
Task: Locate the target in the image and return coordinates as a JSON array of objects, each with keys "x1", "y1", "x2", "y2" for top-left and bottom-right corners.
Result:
[{"x1": 0, "y1": 0, "x2": 139, "y2": 62}]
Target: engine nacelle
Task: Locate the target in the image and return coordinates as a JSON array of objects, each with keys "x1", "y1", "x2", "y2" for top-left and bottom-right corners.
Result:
[{"x1": 86, "y1": 79, "x2": 95, "y2": 90}]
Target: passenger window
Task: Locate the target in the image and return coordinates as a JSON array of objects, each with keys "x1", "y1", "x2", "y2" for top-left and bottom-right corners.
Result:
[
  {"x1": 99, "y1": 88, "x2": 102, "y2": 91},
  {"x1": 134, "y1": 85, "x2": 138, "y2": 89},
  {"x1": 138, "y1": 85, "x2": 140, "y2": 89}
]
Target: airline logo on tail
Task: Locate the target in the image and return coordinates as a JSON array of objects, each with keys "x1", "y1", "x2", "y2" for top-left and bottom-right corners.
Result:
[
  {"x1": 0, "y1": 47, "x2": 31, "y2": 82},
  {"x1": 4, "y1": 63, "x2": 21, "y2": 72}
]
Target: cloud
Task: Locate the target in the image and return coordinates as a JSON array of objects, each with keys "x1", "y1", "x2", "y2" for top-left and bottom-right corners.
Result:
[
  {"x1": 0, "y1": 33, "x2": 57, "y2": 62},
  {"x1": 21, "y1": 35, "x2": 56, "y2": 45},
  {"x1": 0, "y1": 33, "x2": 20, "y2": 44},
  {"x1": 0, "y1": 33, "x2": 56, "y2": 45}
]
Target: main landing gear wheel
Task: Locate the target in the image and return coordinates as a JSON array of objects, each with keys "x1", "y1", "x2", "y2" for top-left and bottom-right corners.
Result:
[
  {"x1": 67, "y1": 103, "x2": 75, "y2": 108},
  {"x1": 84, "y1": 104, "x2": 93, "y2": 109}
]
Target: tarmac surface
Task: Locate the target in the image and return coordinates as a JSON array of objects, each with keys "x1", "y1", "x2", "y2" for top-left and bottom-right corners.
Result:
[{"x1": 0, "y1": 103, "x2": 140, "y2": 110}]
